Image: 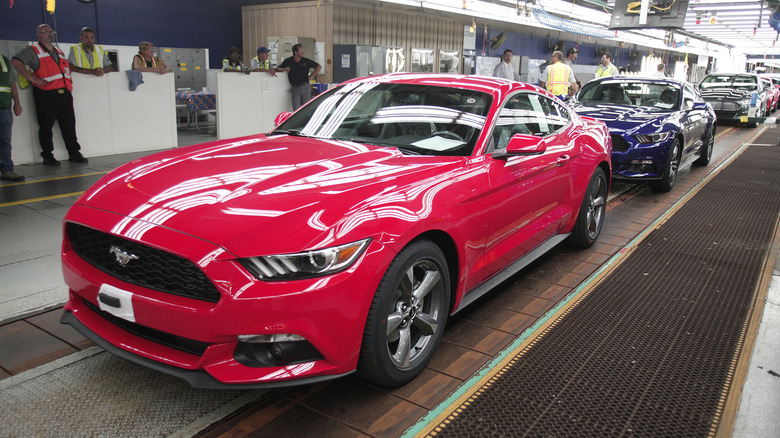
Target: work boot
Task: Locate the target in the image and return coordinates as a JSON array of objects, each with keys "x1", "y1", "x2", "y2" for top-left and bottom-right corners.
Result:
[
  {"x1": 68, "y1": 153, "x2": 89, "y2": 163},
  {"x1": 1, "y1": 171, "x2": 25, "y2": 181},
  {"x1": 42, "y1": 156, "x2": 61, "y2": 166}
]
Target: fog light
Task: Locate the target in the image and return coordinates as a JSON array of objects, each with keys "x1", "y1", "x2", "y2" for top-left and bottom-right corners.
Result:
[
  {"x1": 270, "y1": 343, "x2": 285, "y2": 360},
  {"x1": 234, "y1": 334, "x2": 323, "y2": 367}
]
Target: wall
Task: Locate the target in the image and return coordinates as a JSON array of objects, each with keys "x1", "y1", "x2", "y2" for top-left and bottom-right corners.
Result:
[
  {"x1": 242, "y1": 0, "x2": 463, "y2": 83},
  {"x1": 11, "y1": 72, "x2": 177, "y2": 165},
  {"x1": 471, "y1": 23, "x2": 704, "y2": 82},
  {"x1": 1, "y1": 0, "x2": 260, "y2": 69}
]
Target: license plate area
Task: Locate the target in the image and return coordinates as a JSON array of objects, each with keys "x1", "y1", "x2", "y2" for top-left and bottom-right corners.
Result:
[{"x1": 98, "y1": 284, "x2": 135, "y2": 322}]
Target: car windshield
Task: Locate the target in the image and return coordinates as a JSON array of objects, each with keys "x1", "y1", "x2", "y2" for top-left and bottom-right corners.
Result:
[
  {"x1": 699, "y1": 75, "x2": 759, "y2": 91},
  {"x1": 578, "y1": 80, "x2": 681, "y2": 110},
  {"x1": 272, "y1": 83, "x2": 492, "y2": 156}
]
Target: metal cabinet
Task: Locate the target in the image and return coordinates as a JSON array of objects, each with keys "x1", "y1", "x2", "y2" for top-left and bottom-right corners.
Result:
[
  {"x1": 159, "y1": 47, "x2": 208, "y2": 91},
  {"x1": 333, "y1": 44, "x2": 388, "y2": 82}
]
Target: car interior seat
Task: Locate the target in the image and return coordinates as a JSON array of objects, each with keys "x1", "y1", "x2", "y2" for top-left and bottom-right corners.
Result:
[
  {"x1": 605, "y1": 87, "x2": 630, "y2": 105},
  {"x1": 660, "y1": 89, "x2": 677, "y2": 106}
]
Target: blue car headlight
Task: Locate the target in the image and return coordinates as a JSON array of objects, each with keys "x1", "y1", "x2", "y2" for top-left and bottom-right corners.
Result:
[
  {"x1": 239, "y1": 238, "x2": 371, "y2": 281},
  {"x1": 633, "y1": 132, "x2": 672, "y2": 144}
]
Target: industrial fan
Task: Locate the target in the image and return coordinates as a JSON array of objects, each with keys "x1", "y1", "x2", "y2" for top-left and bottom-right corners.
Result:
[
  {"x1": 489, "y1": 32, "x2": 507, "y2": 52},
  {"x1": 549, "y1": 39, "x2": 566, "y2": 52}
]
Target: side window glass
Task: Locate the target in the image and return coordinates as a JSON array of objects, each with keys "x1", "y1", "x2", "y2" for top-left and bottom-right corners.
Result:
[
  {"x1": 491, "y1": 93, "x2": 570, "y2": 152},
  {"x1": 682, "y1": 85, "x2": 695, "y2": 109},
  {"x1": 491, "y1": 93, "x2": 535, "y2": 151}
]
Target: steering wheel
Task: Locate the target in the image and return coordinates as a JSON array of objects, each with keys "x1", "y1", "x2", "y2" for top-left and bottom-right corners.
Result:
[{"x1": 432, "y1": 130, "x2": 465, "y2": 142}]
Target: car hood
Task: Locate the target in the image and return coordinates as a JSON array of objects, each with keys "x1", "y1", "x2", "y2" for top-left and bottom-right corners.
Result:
[
  {"x1": 75, "y1": 134, "x2": 460, "y2": 256},
  {"x1": 572, "y1": 104, "x2": 671, "y2": 135}
]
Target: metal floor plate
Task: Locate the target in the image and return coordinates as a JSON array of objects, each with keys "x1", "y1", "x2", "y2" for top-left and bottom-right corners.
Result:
[{"x1": 423, "y1": 141, "x2": 780, "y2": 437}]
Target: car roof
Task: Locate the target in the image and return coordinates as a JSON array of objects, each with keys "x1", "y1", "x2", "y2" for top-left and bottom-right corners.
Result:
[
  {"x1": 586, "y1": 75, "x2": 689, "y2": 87},
  {"x1": 342, "y1": 73, "x2": 554, "y2": 100}
]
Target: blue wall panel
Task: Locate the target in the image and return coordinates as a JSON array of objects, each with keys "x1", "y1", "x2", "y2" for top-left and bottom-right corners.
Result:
[
  {"x1": 475, "y1": 25, "x2": 648, "y2": 73},
  {"x1": 2, "y1": 0, "x2": 264, "y2": 68}
]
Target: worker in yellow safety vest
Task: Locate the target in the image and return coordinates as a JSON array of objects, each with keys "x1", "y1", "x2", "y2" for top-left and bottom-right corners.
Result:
[
  {"x1": 68, "y1": 27, "x2": 114, "y2": 76},
  {"x1": 595, "y1": 52, "x2": 619, "y2": 78},
  {"x1": 540, "y1": 51, "x2": 578, "y2": 101}
]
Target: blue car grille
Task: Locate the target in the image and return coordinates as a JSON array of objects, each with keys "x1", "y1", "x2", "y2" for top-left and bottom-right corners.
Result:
[
  {"x1": 67, "y1": 222, "x2": 221, "y2": 303},
  {"x1": 611, "y1": 134, "x2": 630, "y2": 152}
]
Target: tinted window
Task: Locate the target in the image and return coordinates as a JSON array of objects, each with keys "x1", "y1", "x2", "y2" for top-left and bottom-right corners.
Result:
[
  {"x1": 579, "y1": 80, "x2": 680, "y2": 110},
  {"x1": 700, "y1": 75, "x2": 759, "y2": 91}
]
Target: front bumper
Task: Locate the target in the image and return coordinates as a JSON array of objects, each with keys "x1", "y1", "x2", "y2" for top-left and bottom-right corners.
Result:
[
  {"x1": 61, "y1": 309, "x2": 352, "y2": 389},
  {"x1": 610, "y1": 140, "x2": 671, "y2": 181},
  {"x1": 61, "y1": 204, "x2": 386, "y2": 387}
]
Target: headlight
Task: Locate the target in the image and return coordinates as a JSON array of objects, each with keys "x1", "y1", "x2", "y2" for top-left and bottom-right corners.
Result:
[
  {"x1": 634, "y1": 132, "x2": 672, "y2": 144},
  {"x1": 739, "y1": 98, "x2": 751, "y2": 108},
  {"x1": 239, "y1": 238, "x2": 371, "y2": 281}
]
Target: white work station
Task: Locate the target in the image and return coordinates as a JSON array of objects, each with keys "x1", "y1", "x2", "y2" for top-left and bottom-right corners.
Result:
[{"x1": 11, "y1": 67, "x2": 294, "y2": 166}]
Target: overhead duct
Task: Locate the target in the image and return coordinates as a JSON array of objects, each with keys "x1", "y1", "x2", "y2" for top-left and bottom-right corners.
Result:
[{"x1": 532, "y1": 5, "x2": 624, "y2": 39}]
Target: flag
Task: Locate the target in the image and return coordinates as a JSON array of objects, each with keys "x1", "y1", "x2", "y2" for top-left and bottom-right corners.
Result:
[{"x1": 46, "y1": 0, "x2": 55, "y2": 13}]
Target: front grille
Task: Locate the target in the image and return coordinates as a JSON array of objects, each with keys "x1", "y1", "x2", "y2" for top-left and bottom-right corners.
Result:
[
  {"x1": 610, "y1": 134, "x2": 630, "y2": 152},
  {"x1": 84, "y1": 298, "x2": 210, "y2": 356},
  {"x1": 67, "y1": 222, "x2": 221, "y2": 303}
]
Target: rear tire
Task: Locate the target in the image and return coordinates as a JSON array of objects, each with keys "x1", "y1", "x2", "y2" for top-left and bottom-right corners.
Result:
[
  {"x1": 694, "y1": 126, "x2": 714, "y2": 166},
  {"x1": 357, "y1": 240, "x2": 450, "y2": 387},
  {"x1": 566, "y1": 167, "x2": 607, "y2": 249}
]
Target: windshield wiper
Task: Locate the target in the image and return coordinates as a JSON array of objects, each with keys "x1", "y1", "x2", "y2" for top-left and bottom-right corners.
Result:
[
  {"x1": 396, "y1": 146, "x2": 422, "y2": 155},
  {"x1": 273, "y1": 129, "x2": 303, "y2": 136}
]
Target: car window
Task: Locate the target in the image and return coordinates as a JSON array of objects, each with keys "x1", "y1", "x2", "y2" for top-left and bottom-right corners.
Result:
[
  {"x1": 700, "y1": 75, "x2": 759, "y2": 91},
  {"x1": 579, "y1": 80, "x2": 680, "y2": 110},
  {"x1": 274, "y1": 82, "x2": 492, "y2": 156},
  {"x1": 489, "y1": 93, "x2": 568, "y2": 151},
  {"x1": 682, "y1": 85, "x2": 696, "y2": 109}
]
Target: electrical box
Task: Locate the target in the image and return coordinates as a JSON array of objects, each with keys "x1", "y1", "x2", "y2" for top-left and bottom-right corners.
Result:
[
  {"x1": 159, "y1": 46, "x2": 208, "y2": 91},
  {"x1": 333, "y1": 45, "x2": 387, "y2": 82}
]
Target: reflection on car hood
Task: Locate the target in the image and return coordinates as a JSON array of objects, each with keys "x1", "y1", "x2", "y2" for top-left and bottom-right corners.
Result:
[
  {"x1": 571, "y1": 104, "x2": 669, "y2": 133},
  {"x1": 700, "y1": 88, "x2": 752, "y2": 101},
  {"x1": 76, "y1": 134, "x2": 461, "y2": 255}
]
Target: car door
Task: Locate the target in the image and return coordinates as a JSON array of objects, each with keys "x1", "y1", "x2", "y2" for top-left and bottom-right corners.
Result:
[
  {"x1": 481, "y1": 92, "x2": 575, "y2": 277},
  {"x1": 681, "y1": 84, "x2": 707, "y2": 159}
]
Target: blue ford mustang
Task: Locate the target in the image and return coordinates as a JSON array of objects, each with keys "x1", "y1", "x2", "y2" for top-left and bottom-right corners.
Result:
[{"x1": 571, "y1": 76, "x2": 716, "y2": 192}]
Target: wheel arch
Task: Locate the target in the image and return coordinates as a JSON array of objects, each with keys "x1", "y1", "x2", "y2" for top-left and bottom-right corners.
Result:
[{"x1": 409, "y1": 230, "x2": 459, "y2": 313}]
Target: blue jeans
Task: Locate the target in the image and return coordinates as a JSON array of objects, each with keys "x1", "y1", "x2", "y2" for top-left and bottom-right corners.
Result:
[{"x1": 0, "y1": 108, "x2": 13, "y2": 173}]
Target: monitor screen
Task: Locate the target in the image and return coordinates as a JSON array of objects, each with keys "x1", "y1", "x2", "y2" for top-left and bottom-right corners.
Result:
[{"x1": 609, "y1": 0, "x2": 689, "y2": 30}]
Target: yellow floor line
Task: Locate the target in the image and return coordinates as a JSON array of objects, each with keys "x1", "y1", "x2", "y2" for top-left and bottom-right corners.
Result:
[
  {"x1": 0, "y1": 191, "x2": 85, "y2": 208},
  {"x1": 0, "y1": 171, "x2": 109, "y2": 188}
]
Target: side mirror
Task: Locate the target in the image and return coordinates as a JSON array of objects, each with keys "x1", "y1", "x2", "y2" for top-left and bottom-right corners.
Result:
[
  {"x1": 492, "y1": 134, "x2": 546, "y2": 159},
  {"x1": 274, "y1": 112, "x2": 293, "y2": 126},
  {"x1": 691, "y1": 102, "x2": 708, "y2": 111}
]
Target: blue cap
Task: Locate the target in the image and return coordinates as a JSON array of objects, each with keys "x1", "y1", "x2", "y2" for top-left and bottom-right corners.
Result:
[{"x1": 257, "y1": 46, "x2": 270, "y2": 54}]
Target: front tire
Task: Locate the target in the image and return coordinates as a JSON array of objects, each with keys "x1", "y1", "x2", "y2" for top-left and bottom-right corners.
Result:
[
  {"x1": 566, "y1": 167, "x2": 607, "y2": 248},
  {"x1": 650, "y1": 138, "x2": 680, "y2": 192},
  {"x1": 357, "y1": 240, "x2": 450, "y2": 387}
]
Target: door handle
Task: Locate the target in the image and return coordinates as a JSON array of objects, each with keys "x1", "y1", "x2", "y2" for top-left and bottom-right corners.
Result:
[{"x1": 556, "y1": 154, "x2": 571, "y2": 166}]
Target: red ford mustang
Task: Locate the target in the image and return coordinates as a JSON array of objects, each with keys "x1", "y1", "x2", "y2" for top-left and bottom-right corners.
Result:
[{"x1": 61, "y1": 73, "x2": 611, "y2": 388}]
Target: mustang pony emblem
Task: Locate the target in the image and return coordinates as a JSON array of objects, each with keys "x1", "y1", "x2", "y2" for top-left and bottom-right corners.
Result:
[{"x1": 109, "y1": 245, "x2": 139, "y2": 267}]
